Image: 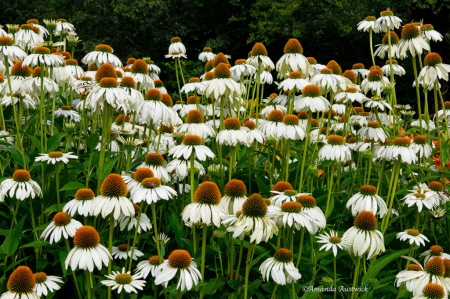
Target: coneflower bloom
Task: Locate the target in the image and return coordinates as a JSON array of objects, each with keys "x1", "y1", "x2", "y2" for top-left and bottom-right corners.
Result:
[
  {"x1": 276, "y1": 39, "x2": 313, "y2": 78},
  {"x1": 272, "y1": 202, "x2": 318, "y2": 233},
  {"x1": 317, "y1": 230, "x2": 352, "y2": 256},
  {"x1": 15, "y1": 24, "x2": 42, "y2": 50},
  {"x1": 357, "y1": 16, "x2": 381, "y2": 32},
  {"x1": 411, "y1": 135, "x2": 432, "y2": 158},
  {"x1": 257, "y1": 68, "x2": 273, "y2": 84},
  {"x1": 361, "y1": 69, "x2": 389, "y2": 95},
  {"x1": 198, "y1": 47, "x2": 215, "y2": 62},
  {"x1": 135, "y1": 256, "x2": 165, "y2": 279},
  {"x1": 165, "y1": 51, "x2": 187, "y2": 59},
  {"x1": 310, "y1": 68, "x2": 346, "y2": 94},
  {"x1": 342, "y1": 211, "x2": 385, "y2": 259},
  {"x1": 91, "y1": 174, "x2": 134, "y2": 220},
  {"x1": 399, "y1": 23, "x2": 430, "y2": 57},
  {"x1": 41, "y1": 212, "x2": 82, "y2": 244},
  {"x1": 420, "y1": 24, "x2": 443, "y2": 42},
  {"x1": 351, "y1": 63, "x2": 370, "y2": 78},
  {"x1": 376, "y1": 10, "x2": 402, "y2": 32},
  {"x1": 117, "y1": 203, "x2": 152, "y2": 233},
  {"x1": 428, "y1": 182, "x2": 449, "y2": 205},
  {"x1": 86, "y1": 77, "x2": 132, "y2": 114},
  {"x1": 296, "y1": 195, "x2": 326, "y2": 234},
  {"x1": 346, "y1": 185, "x2": 388, "y2": 217},
  {"x1": 258, "y1": 110, "x2": 285, "y2": 137},
  {"x1": 275, "y1": 114, "x2": 305, "y2": 140},
  {"x1": 413, "y1": 283, "x2": 446, "y2": 299},
  {"x1": 154, "y1": 232, "x2": 170, "y2": 246},
  {"x1": 81, "y1": 44, "x2": 122, "y2": 68},
  {"x1": 112, "y1": 244, "x2": 144, "y2": 260},
  {"x1": 248, "y1": 42, "x2": 275, "y2": 70},
  {"x1": 33, "y1": 272, "x2": 62, "y2": 297},
  {"x1": 138, "y1": 89, "x2": 177, "y2": 126},
  {"x1": 130, "y1": 59, "x2": 154, "y2": 90},
  {"x1": 364, "y1": 96, "x2": 392, "y2": 111},
  {"x1": 101, "y1": 268, "x2": 146, "y2": 294},
  {"x1": 204, "y1": 63, "x2": 241, "y2": 98},
  {"x1": 22, "y1": 46, "x2": 64, "y2": 67},
  {"x1": 396, "y1": 257, "x2": 450, "y2": 297},
  {"x1": 21, "y1": 67, "x2": 59, "y2": 96},
  {"x1": 0, "y1": 36, "x2": 26, "y2": 61},
  {"x1": 225, "y1": 194, "x2": 278, "y2": 243},
  {"x1": 154, "y1": 250, "x2": 202, "y2": 291},
  {"x1": 131, "y1": 177, "x2": 177, "y2": 204},
  {"x1": 396, "y1": 229, "x2": 429, "y2": 247},
  {"x1": 54, "y1": 19, "x2": 75, "y2": 35},
  {"x1": 418, "y1": 53, "x2": 450, "y2": 86},
  {"x1": 318, "y1": 135, "x2": 351, "y2": 162},
  {"x1": 63, "y1": 188, "x2": 95, "y2": 217},
  {"x1": 241, "y1": 121, "x2": 265, "y2": 144},
  {"x1": 166, "y1": 158, "x2": 204, "y2": 181},
  {"x1": 278, "y1": 71, "x2": 309, "y2": 92},
  {"x1": 179, "y1": 96, "x2": 208, "y2": 117},
  {"x1": 64, "y1": 58, "x2": 84, "y2": 78},
  {"x1": 181, "y1": 77, "x2": 205, "y2": 94},
  {"x1": 216, "y1": 117, "x2": 249, "y2": 146},
  {"x1": 122, "y1": 167, "x2": 154, "y2": 193},
  {"x1": 0, "y1": 169, "x2": 42, "y2": 202},
  {"x1": 270, "y1": 183, "x2": 306, "y2": 207},
  {"x1": 381, "y1": 59, "x2": 406, "y2": 76},
  {"x1": 54, "y1": 106, "x2": 81, "y2": 122},
  {"x1": 230, "y1": 59, "x2": 256, "y2": 77},
  {"x1": 220, "y1": 179, "x2": 248, "y2": 215},
  {"x1": 2, "y1": 266, "x2": 39, "y2": 299},
  {"x1": 374, "y1": 31, "x2": 401, "y2": 59},
  {"x1": 153, "y1": 79, "x2": 168, "y2": 94},
  {"x1": 294, "y1": 85, "x2": 330, "y2": 113},
  {"x1": 259, "y1": 248, "x2": 302, "y2": 285},
  {"x1": 169, "y1": 135, "x2": 215, "y2": 161},
  {"x1": 358, "y1": 122, "x2": 387, "y2": 142},
  {"x1": 35, "y1": 151, "x2": 78, "y2": 164},
  {"x1": 402, "y1": 188, "x2": 440, "y2": 212},
  {"x1": 334, "y1": 87, "x2": 368, "y2": 104},
  {"x1": 65, "y1": 226, "x2": 112, "y2": 272},
  {"x1": 137, "y1": 153, "x2": 170, "y2": 183},
  {"x1": 168, "y1": 37, "x2": 186, "y2": 54},
  {"x1": 182, "y1": 181, "x2": 226, "y2": 227},
  {"x1": 420, "y1": 245, "x2": 450, "y2": 264}
]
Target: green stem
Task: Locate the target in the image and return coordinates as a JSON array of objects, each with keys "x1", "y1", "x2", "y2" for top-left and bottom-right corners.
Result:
[
  {"x1": 244, "y1": 241, "x2": 254, "y2": 299},
  {"x1": 128, "y1": 201, "x2": 144, "y2": 271},
  {"x1": 351, "y1": 257, "x2": 361, "y2": 299},
  {"x1": 55, "y1": 163, "x2": 61, "y2": 210},
  {"x1": 151, "y1": 202, "x2": 162, "y2": 262},
  {"x1": 295, "y1": 227, "x2": 305, "y2": 268},
  {"x1": 199, "y1": 224, "x2": 207, "y2": 299},
  {"x1": 411, "y1": 55, "x2": 423, "y2": 135}
]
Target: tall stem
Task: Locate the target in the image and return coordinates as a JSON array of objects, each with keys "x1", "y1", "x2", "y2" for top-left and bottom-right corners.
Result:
[
  {"x1": 128, "y1": 201, "x2": 144, "y2": 271},
  {"x1": 199, "y1": 224, "x2": 207, "y2": 299},
  {"x1": 55, "y1": 163, "x2": 61, "y2": 210},
  {"x1": 151, "y1": 202, "x2": 162, "y2": 262},
  {"x1": 298, "y1": 112, "x2": 312, "y2": 192},
  {"x1": 244, "y1": 242, "x2": 254, "y2": 299},
  {"x1": 412, "y1": 55, "x2": 423, "y2": 134},
  {"x1": 351, "y1": 257, "x2": 361, "y2": 299}
]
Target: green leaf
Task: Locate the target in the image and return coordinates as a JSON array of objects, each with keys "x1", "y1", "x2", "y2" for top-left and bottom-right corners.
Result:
[
  {"x1": 60, "y1": 181, "x2": 85, "y2": 191},
  {"x1": 44, "y1": 204, "x2": 59, "y2": 214},
  {"x1": 361, "y1": 248, "x2": 411, "y2": 286},
  {"x1": 1, "y1": 216, "x2": 26, "y2": 257},
  {"x1": 101, "y1": 156, "x2": 119, "y2": 181},
  {"x1": 251, "y1": 251, "x2": 269, "y2": 267},
  {"x1": 25, "y1": 132, "x2": 41, "y2": 150},
  {"x1": 47, "y1": 133, "x2": 66, "y2": 152},
  {"x1": 87, "y1": 133, "x2": 100, "y2": 152},
  {"x1": 3, "y1": 147, "x2": 28, "y2": 167},
  {"x1": 169, "y1": 208, "x2": 186, "y2": 246},
  {"x1": 20, "y1": 241, "x2": 55, "y2": 249}
]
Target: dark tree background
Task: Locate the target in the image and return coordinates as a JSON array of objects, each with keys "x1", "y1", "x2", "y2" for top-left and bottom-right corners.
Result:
[{"x1": 1, "y1": 0, "x2": 449, "y2": 109}]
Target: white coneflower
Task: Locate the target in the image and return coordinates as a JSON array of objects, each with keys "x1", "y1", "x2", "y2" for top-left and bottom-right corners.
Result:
[
  {"x1": 166, "y1": 158, "x2": 204, "y2": 181},
  {"x1": 154, "y1": 250, "x2": 202, "y2": 291},
  {"x1": 168, "y1": 37, "x2": 186, "y2": 54},
  {"x1": 365, "y1": 96, "x2": 392, "y2": 111},
  {"x1": 402, "y1": 188, "x2": 440, "y2": 212},
  {"x1": 54, "y1": 106, "x2": 81, "y2": 122},
  {"x1": 41, "y1": 212, "x2": 82, "y2": 244},
  {"x1": 15, "y1": 24, "x2": 43, "y2": 50},
  {"x1": 420, "y1": 24, "x2": 443, "y2": 42},
  {"x1": 86, "y1": 76, "x2": 132, "y2": 114},
  {"x1": 385, "y1": 137, "x2": 417, "y2": 164},
  {"x1": 358, "y1": 121, "x2": 387, "y2": 142},
  {"x1": 54, "y1": 18, "x2": 75, "y2": 35},
  {"x1": 274, "y1": 114, "x2": 305, "y2": 140},
  {"x1": 361, "y1": 69, "x2": 389, "y2": 95},
  {"x1": 130, "y1": 177, "x2": 177, "y2": 205},
  {"x1": 357, "y1": 16, "x2": 381, "y2": 32},
  {"x1": 153, "y1": 232, "x2": 170, "y2": 246},
  {"x1": 181, "y1": 77, "x2": 205, "y2": 94},
  {"x1": 272, "y1": 202, "x2": 319, "y2": 233},
  {"x1": 346, "y1": 185, "x2": 388, "y2": 217},
  {"x1": 258, "y1": 68, "x2": 273, "y2": 84},
  {"x1": 135, "y1": 256, "x2": 165, "y2": 279},
  {"x1": 410, "y1": 117, "x2": 436, "y2": 131},
  {"x1": 230, "y1": 59, "x2": 256, "y2": 77},
  {"x1": 270, "y1": 183, "x2": 306, "y2": 207},
  {"x1": 411, "y1": 135, "x2": 432, "y2": 158},
  {"x1": 374, "y1": 31, "x2": 402, "y2": 59},
  {"x1": 2, "y1": 266, "x2": 40, "y2": 299},
  {"x1": 381, "y1": 59, "x2": 406, "y2": 77},
  {"x1": 420, "y1": 245, "x2": 450, "y2": 264},
  {"x1": 182, "y1": 181, "x2": 226, "y2": 227},
  {"x1": 204, "y1": 63, "x2": 242, "y2": 98},
  {"x1": 101, "y1": 268, "x2": 146, "y2": 294},
  {"x1": 334, "y1": 87, "x2": 369, "y2": 104},
  {"x1": 116, "y1": 203, "x2": 152, "y2": 233},
  {"x1": 258, "y1": 110, "x2": 285, "y2": 137},
  {"x1": 20, "y1": 66, "x2": 59, "y2": 96},
  {"x1": 198, "y1": 47, "x2": 215, "y2": 62},
  {"x1": 169, "y1": 135, "x2": 215, "y2": 161},
  {"x1": 0, "y1": 169, "x2": 42, "y2": 202},
  {"x1": 33, "y1": 272, "x2": 62, "y2": 297},
  {"x1": 318, "y1": 135, "x2": 351, "y2": 162},
  {"x1": 399, "y1": 23, "x2": 430, "y2": 57},
  {"x1": 278, "y1": 71, "x2": 309, "y2": 92},
  {"x1": 342, "y1": 211, "x2": 385, "y2": 259},
  {"x1": 242, "y1": 120, "x2": 265, "y2": 144},
  {"x1": 413, "y1": 283, "x2": 447, "y2": 299},
  {"x1": 276, "y1": 39, "x2": 313, "y2": 78},
  {"x1": 63, "y1": 188, "x2": 95, "y2": 217},
  {"x1": 220, "y1": 179, "x2": 248, "y2": 215},
  {"x1": 396, "y1": 256, "x2": 450, "y2": 297},
  {"x1": 294, "y1": 84, "x2": 330, "y2": 112},
  {"x1": 248, "y1": 42, "x2": 275, "y2": 70},
  {"x1": 35, "y1": 151, "x2": 78, "y2": 164},
  {"x1": 91, "y1": 174, "x2": 134, "y2": 220},
  {"x1": 111, "y1": 244, "x2": 144, "y2": 260},
  {"x1": 317, "y1": 230, "x2": 352, "y2": 257},
  {"x1": 165, "y1": 51, "x2": 187, "y2": 60},
  {"x1": 351, "y1": 63, "x2": 370, "y2": 78},
  {"x1": 65, "y1": 226, "x2": 112, "y2": 272},
  {"x1": 260, "y1": 248, "x2": 302, "y2": 285},
  {"x1": 137, "y1": 153, "x2": 170, "y2": 183},
  {"x1": 396, "y1": 229, "x2": 429, "y2": 247},
  {"x1": 1, "y1": 93, "x2": 36, "y2": 109},
  {"x1": 138, "y1": 88, "x2": 177, "y2": 126},
  {"x1": 310, "y1": 68, "x2": 346, "y2": 94},
  {"x1": 418, "y1": 52, "x2": 450, "y2": 86},
  {"x1": 376, "y1": 10, "x2": 402, "y2": 32},
  {"x1": 64, "y1": 58, "x2": 84, "y2": 78},
  {"x1": 81, "y1": 44, "x2": 122, "y2": 68},
  {"x1": 216, "y1": 117, "x2": 249, "y2": 146},
  {"x1": 427, "y1": 181, "x2": 449, "y2": 205},
  {"x1": 130, "y1": 59, "x2": 154, "y2": 90}
]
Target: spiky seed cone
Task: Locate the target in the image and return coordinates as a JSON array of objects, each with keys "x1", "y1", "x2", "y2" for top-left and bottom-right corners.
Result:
[
  {"x1": 161, "y1": 94, "x2": 173, "y2": 107},
  {"x1": 12, "y1": 169, "x2": 31, "y2": 182},
  {"x1": 302, "y1": 85, "x2": 321, "y2": 97},
  {"x1": 133, "y1": 168, "x2": 154, "y2": 183},
  {"x1": 251, "y1": 43, "x2": 268, "y2": 56},
  {"x1": 53, "y1": 212, "x2": 72, "y2": 226},
  {"x1": 168, "y1": 250, "x2": 191, "y2": 269},
  {"x1": 131, "y1": 59, "x2": 149, "y2": 74},
  {"x1": 424, "y1": 257, "x2": 445, "y2": 276},
  {"x1": 224, "y1": 179, "x2": 247, "y2": 197},
  {"x1": 144, "y1": 153, "x2": 165, "y2": 166},
  {"x1": 353, "y1": 211, "x2": 377, "y2": 231},
  {"x1": 95, "y1": 44, "x2": 113, "y2": 53},
  {"x1": 213, "y1": 53, "x2": 229, "y2": 68},
  {"x1": 327, "y1": 60, "x2": 342, "y2": 75},
  {"x1": 213, "y1": 63, "x2": 231, "y2": 79},
  {"x1": 382, "y1": 31, "x2": 400, "y2": 45},
  {"x1": 271, "y1": 181, "x2": 293, "y2": 196},
  {"x1": 194, "y1": 181, "x2": 221, "y2": 205},
  {"x1": 95, "y1": 63, "x2": 117, "y2": 83},
  {"x1": 267, "y1": 110, "x2": 284, "y2": 122},
  {"x1": 7, "y1": 266, "x2": 35, "y2": 294},
  {"x1": 145, "y1": 89, "x2": 162, "y2": 101},
  {"x1": 296, "y1": 195, "x2": 317, "y2": 208},
  {"x1": 75, "y1": 188, "x2": 95, "y2": 201},
  {"x1": 273, "y1": 248, "x2": 293, "y2": 263},
  {"x1": 100, "y1": 174, "x2": 127, "y2": 197},
  {"x1": 242, "y1": 193, "x2": 267, "y2": 217},
  {"x1": 11, "y1": 62, "x2": 32, "y2": 77},
  {"x1": 342, "y1": 70, "x2": 357, "y2": 84},
  {"x1": 284, "y1": 39, "x2": 303, "y2": 54},
  {"x1": 73, "y1": 226, "x2": 100, "y2": 248},
  {"x1": 422, "y1": 283, "x2": 445, "y2": 299},
  {"x1": 127, "y1": 58, "x2": 136, "y2": 65},
  {"x1": 401, "y1": 24, "x2": 420, "y2": 40},
  {"x1": 424, "y1": 53, "x2": 442, "y2": 67},
  {"x1": 224, "y1": 118, "x2": 241, "y2": 130}
]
